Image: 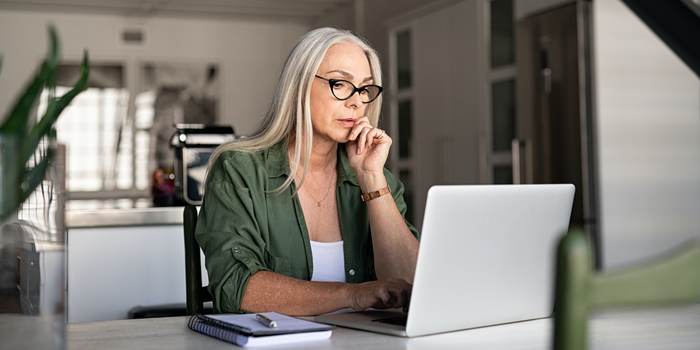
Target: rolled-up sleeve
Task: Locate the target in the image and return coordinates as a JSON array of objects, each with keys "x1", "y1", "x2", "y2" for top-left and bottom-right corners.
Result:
[{"x1": 195, "y1": 154, "x2": 271, "y2": 314}]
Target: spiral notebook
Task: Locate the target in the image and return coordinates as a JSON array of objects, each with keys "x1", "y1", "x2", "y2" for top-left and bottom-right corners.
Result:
[{"x1": 188, "y1": 312, "x2": 333, "y2": 347}]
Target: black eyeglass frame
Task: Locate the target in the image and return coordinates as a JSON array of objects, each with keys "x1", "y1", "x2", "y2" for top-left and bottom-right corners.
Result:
[{"x1": 314, "y1": 75, "x2": 384, "y2": 104}]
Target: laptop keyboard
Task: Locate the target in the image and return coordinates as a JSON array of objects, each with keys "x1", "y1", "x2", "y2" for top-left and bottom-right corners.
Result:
[{"x1": 371, "y1": 315, "x2": 408, "y2": 326}]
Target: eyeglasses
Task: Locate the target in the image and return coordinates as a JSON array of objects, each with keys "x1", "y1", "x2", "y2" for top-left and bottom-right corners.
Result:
[{"x1": 314, "y1": 75, "x2": 383, "y2": 103}]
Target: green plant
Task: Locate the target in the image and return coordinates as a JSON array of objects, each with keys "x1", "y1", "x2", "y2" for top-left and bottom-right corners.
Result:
[{"x1": 0, "y1": 26, "x2": 89, "y2": 222}]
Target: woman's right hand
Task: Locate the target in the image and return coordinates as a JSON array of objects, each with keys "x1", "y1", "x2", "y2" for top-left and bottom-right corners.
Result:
[{"x1": 347, "y1": 278, "x2": 412, "y2": 313}]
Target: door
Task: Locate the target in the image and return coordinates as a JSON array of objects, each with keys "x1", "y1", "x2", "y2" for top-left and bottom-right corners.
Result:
[
  {"x1": 387, "y1": 0, "x2": 483, "y2": 231},
  {"x1": 516, "y1": 1, "x2": 601, "y2": 266}
]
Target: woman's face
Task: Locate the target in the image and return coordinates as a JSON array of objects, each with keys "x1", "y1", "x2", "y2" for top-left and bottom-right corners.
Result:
[{"x1": 310, "y1": 41, "x2": 373, "y2": 144}]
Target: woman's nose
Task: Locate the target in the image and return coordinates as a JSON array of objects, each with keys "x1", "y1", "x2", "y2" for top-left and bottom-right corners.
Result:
[{"x1": 345, "y1": 90, "x2": 363, "y2": 108}]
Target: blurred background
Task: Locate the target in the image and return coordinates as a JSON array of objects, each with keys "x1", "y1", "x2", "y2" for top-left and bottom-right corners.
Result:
[{"x1": 0, "y1": 0, "x2": 698, "y2": 323}]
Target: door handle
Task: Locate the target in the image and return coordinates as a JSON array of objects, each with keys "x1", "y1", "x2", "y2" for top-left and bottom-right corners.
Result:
[
  {"x1": 512, "y1": 139, "x2": 533, "y2": 184},
  {"x1": 542, "y1": 67, "x2": 552, "y2": 94},
  {"x1": 512, "y1": 139, "x2": 522, "y2": 185}
]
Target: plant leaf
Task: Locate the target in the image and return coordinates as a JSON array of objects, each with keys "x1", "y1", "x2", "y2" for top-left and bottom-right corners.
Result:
[
  {"x1": 23, "y1": 51, "x2": 89, "y2": 164},
  {"x1": 0, "y1": 61, "x2": 50, "y2": 136},
  {"x1": 0, "y1": 135, "x2": 21, "y2": 222},
  {"x1": 16, "y1": 147, "x2": 55, "y2": 211},
  {"x1": 47, "y1": 26, "x2": 59, "y2": 71},
  {"x1": 45, "y1": 26, "x2": 59, "y2": 102},
  {"x1": 0, "y1": 26, "x2": 59, "y2": 136}
]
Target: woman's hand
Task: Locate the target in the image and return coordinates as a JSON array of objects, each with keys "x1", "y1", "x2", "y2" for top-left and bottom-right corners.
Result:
[
  {"x1": 347, "y1": 116, "x2": 391, "y2": 178},
  {"x1": 347, "y1": 278, "x2": 412, "y2": 313}
]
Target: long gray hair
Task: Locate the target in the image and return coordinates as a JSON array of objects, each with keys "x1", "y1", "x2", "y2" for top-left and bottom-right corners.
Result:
[{"x1": 209, "y1": 27, "x2": 383, "y2": 194}]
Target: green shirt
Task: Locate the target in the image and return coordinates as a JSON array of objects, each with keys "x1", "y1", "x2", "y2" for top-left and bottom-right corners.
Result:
[{"x1": 195, "y1": 140, "x2": 420, "y2": 314}]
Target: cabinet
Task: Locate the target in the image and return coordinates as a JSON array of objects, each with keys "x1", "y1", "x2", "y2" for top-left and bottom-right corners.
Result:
[{"x1": 66, "y1": 208, "x2": 207, "y2": 323}]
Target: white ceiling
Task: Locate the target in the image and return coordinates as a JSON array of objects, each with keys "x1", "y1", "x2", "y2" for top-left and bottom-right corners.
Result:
[{"x1": 0, "y1": 0, "x2": 351, "y2": 22}]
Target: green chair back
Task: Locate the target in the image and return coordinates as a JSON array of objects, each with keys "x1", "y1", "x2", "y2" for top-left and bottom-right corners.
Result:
[
  {"x1": 554, "y1": 229, "x2": 700, "y2": 350},
  {"x1": 184, "y1": 204, "x2": 211, "y2": 315}
]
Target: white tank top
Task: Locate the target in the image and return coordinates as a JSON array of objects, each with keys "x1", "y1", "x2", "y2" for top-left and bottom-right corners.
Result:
[{"x1": 310, "y1": 240, "x2": 347, "y2": 283}]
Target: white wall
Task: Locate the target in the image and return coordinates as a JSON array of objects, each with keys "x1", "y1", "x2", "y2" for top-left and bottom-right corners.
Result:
[
  {"x1": 0, "y1": 10, "x2": 309, "y2": 135},
  {"x1": 594, "y1": 0, "x2": 700, "y2": 269}
]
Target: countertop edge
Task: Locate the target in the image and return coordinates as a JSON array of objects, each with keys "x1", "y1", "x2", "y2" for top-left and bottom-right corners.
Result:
[{"x1": 66, "y1": 207, "x2": 197, "y2": 228}]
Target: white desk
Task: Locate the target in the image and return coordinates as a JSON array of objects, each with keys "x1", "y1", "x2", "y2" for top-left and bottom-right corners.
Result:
[{"x1": 66, "y1": 304, "x2": 700, "y2": 350}]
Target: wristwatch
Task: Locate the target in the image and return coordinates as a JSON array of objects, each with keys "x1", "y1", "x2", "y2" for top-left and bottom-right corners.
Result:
[{"x1": 361, "y1": 186, "x2": 391, "y2": 202}]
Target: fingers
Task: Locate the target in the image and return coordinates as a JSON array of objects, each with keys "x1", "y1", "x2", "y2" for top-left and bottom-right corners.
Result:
[
  {"x1": 377, "y1": 279, "x2": 411, "y2": 310},
  {"x1": 348, "y1": 117, "x2": 370, "y2": 142},
  {"x1": 356, "y1": 126, "x2": 374, "y2": 155},
  {"x1": 402, "y1": 288, "x2": 411, "y2": 313},
  {"x1": 354, "y1": 128, "x2": 387, "y2": 155},
  {"x1": 347, "y1": 117, "x2": 388, "y2": 155},
  {"x1": 384, "y1": 285, "x2": 410, "y2": 310},
  {"x1": 373, "y1": 289, "x2": 392, "y2": 309},
  {"x1": 349, "y1": 117, "x2": 372, "y2": 155},
  {"x1": 349, "y1": 279, "x2": 412, "y2": 312}
]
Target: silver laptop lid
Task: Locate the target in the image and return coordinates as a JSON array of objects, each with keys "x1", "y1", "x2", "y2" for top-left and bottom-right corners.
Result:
[{"x1": 405, "y1": 184, "x2": 575, "y2": 337}]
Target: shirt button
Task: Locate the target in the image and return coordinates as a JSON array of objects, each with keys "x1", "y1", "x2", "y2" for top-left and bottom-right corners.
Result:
[
  {"x1": 234, "y1": 247, "x2": 240, "y2": 253},
  {"x1": 349, "y1": 269, "x2": 355, "y2": 276}
]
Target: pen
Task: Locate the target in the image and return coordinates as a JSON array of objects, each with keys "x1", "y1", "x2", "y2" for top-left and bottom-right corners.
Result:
[{"x1": 256, "y1": 313, "x2": 277, "y2": 328}]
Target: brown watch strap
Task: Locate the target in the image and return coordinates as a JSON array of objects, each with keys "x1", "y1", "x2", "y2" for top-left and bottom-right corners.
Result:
[{"x1": 361, "y1": 186, "x2": 391, "y2": 202}]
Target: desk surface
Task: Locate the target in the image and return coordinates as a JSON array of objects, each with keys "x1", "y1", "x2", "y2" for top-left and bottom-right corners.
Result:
[{"x1": 66, "y1": 304, "x2": 700, "y2": 350}]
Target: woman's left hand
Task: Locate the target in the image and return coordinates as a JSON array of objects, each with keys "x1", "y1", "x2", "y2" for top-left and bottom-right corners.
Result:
[{"x1": 347, "y1": 116, "x2": 391, "y2": 176}]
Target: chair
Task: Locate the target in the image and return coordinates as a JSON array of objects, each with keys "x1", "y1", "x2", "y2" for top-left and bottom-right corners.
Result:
[
  {"x1": 553, "y1": 228, "x2": 700, "y2": 350},
  {"x1": 184, "y1": 204, "x2": 212, "y2": 315}
]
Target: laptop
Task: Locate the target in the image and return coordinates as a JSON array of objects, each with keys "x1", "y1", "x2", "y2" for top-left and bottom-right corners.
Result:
[{"x1": 315, "y1": 184, "x2": 575, "y2": 337}]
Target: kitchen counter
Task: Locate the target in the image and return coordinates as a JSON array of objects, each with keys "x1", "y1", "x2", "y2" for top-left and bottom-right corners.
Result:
[
  {"x1": 65, "y1": 205, "x2": 204, "y2": 323},
  {"x1": 66, "y1": 206, "x2": 189, "y2": 228}
]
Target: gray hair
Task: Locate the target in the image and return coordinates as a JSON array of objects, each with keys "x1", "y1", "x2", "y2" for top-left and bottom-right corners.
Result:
[{"x1": 209, "y1": 27, "x2": 383, "y2": 194}]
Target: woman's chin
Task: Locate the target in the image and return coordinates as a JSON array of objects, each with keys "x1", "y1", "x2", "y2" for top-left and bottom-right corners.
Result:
[
  {"x1": 334, "y1": 132, "x2": 353, "y2": 144},
  {"x1": 311, "y1": 132, "x2": 351, "y2": 145}
]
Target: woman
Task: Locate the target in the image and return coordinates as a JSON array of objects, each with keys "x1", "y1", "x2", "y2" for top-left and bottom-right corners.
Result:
[{"x1": 196, "y1": 27, "x2": 420, "y2": 316}]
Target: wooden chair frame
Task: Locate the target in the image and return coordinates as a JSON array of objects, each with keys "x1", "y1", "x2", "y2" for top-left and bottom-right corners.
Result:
[
  {"x1": 554, "y1": 229, "x2": 700, "y2": 350},
  {"x1": 184, "y1": 204, "x2": 211, "y2": 315}
]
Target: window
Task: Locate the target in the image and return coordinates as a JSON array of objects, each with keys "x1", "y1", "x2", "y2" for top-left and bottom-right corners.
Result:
[
  {"x1": 391, "y1": 28, "x2": 416, "y2": 224},
  {"x1": 491, "y1": 79, "x2": 516, "y2": 152},
  {"x1": 38, "y1": 62, "x2": 219, "y2": 209},
  {"x1": 486, "y1": 0, "x2": 517, "y2": 184},
  {"x1": 396, "y1": 30, "x2": 412, "y2": 89},
  {"x1": 490, "y1": 0, "x2": 515, "y2": 68}
]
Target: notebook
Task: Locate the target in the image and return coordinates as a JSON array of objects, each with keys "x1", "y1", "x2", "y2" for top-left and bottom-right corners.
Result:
[
  {"x1": 188, "y1": 312, "x2": 333, "y2": 347},
  {"x1": 315, "y1": 184, "x2": 575, "y2": 337}
]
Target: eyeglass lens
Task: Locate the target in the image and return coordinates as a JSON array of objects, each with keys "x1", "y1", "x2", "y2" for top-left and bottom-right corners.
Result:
[{"x1": 329, "y1": 79, "x2": 382, "y2": 103}]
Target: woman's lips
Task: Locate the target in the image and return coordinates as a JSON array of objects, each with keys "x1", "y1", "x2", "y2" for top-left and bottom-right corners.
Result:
[{"x1": 336, "y1": 119, "x2": 356, "y2": 128}]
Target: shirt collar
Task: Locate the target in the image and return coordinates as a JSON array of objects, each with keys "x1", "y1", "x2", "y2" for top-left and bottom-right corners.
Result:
[
  {"x1": 265, "y1": 139, "x2": 360, "y2": 187},
  {"x1": 265, "y1": 139, "x2": 290, "y2": 178}
]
